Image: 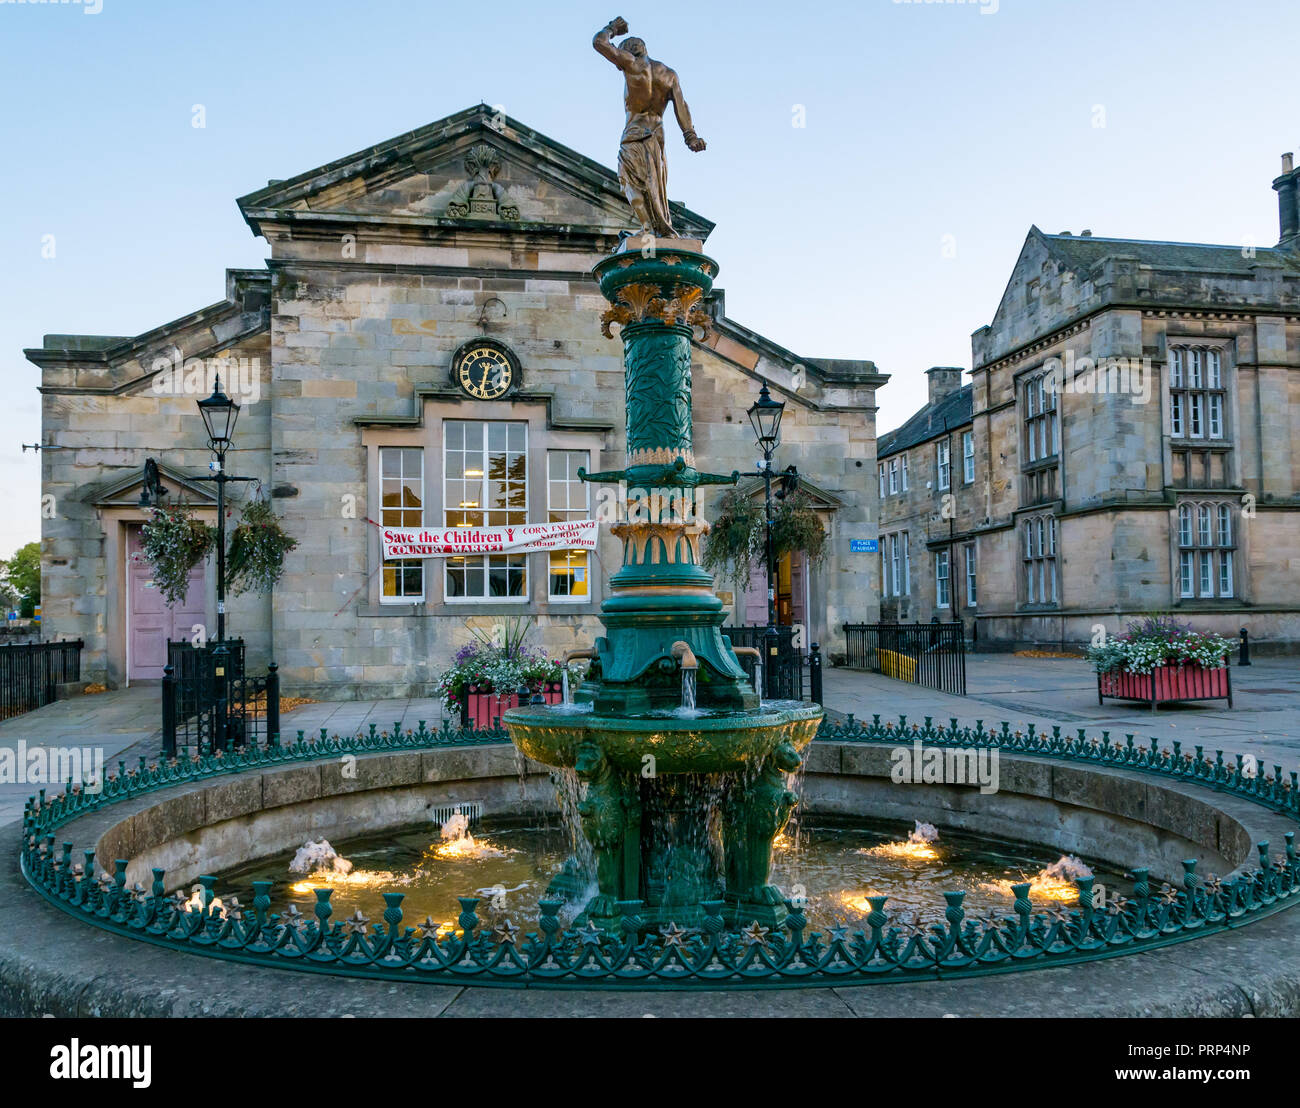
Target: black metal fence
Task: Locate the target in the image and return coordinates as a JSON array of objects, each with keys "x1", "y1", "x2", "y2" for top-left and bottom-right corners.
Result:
[
  {"x1": 0, "y1": 639, "x2": 83, "y2": 720},
  {"x1": 162, "y1": 639, "x2": 279, "y2": 757},
  {"x1": 842, "y1": 620, "x2": 967, "y2": 695},
  {"x1": 721, "y1": 625, "x2": 823, "y2": 704}
]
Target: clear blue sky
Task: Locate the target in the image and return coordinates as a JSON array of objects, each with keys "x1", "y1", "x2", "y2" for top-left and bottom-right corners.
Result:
[{"x1": 2, "y1": 0, "x2": 1297, "y2": 558}]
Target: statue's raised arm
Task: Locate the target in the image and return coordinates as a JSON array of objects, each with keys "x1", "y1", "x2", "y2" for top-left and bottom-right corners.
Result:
[{"x1": 593, "y1": 17, "x2": 632, "y2": 69}]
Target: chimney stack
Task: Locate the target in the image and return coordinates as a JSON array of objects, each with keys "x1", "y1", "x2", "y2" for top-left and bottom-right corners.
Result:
[
  {"x1": 1273, "y1": 152, "x2": 1299, "y2": 247},
  {"x1": 926, "y1": 366, "x2": 964, "y2": 406}
]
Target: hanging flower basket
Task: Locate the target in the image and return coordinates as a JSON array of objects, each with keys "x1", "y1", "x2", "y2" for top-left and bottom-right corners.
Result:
[
  {"x1": 140, "y1": 505, "x2": 214, "y2": 607},
  {"x1": 226, "y1": 498, "x2": 298, "y2": 596},
  {"x1": 702, "y1": 488, "x2": 826, "y2": 588}
]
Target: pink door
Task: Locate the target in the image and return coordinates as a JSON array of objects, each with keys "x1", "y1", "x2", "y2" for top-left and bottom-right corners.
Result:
[
  {"x1": 740, "y1": 554, "x2": 807, "y2": 627},
  {"x1": 127, "y1": 525, "x2": 207, "y2": 681},
  {"x1": 741, "y1": 562, "x2": 768, "y2": 625}
]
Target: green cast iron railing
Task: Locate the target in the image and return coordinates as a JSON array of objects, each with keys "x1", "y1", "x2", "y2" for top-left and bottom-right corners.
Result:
[{"x1": 17, "y1": 715, "x2": 1300, "y2": 989}]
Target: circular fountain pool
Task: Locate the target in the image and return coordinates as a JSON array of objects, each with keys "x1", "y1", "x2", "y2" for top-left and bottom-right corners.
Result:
[{"x1": 208, "y1": 817, "x2": 1130, "y2": 934}]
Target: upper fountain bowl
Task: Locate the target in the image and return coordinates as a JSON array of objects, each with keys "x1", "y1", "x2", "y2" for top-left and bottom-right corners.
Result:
[{"x1": 503, "y1": 701, "x2": 823, "y2": 775}]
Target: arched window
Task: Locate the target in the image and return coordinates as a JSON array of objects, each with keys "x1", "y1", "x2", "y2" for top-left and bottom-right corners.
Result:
[{"x1": 1023, "y1": 512, "x2": 1058, "y2": 606}]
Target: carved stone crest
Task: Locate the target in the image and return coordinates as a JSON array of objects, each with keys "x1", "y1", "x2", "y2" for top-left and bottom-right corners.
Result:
[{"x1": 445, "y1": 144, "x2": 520, "y2": 221}]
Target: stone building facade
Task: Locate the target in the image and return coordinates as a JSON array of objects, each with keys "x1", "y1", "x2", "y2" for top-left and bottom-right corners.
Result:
[
  {"x1": 876, "y1": 368, "x2": 978, "y2": 627},
  {"x1": 958, "y1": 158, "x2": 1300, "y2": 650},
  {"x1": 27, "y1": 106, "x2": 886, "y2": 696}
]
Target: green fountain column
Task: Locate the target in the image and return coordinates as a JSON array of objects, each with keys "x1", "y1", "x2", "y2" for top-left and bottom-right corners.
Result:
[{"x1": 580, "y1": 240, "x2": 757, "y2": 715}]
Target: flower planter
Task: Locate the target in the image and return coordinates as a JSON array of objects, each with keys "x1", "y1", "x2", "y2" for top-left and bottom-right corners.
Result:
[
  {"x1": 1097, "y1": 664, "x2": 1232, "y2": 712},
  {"x1": 460, "y1": 683, "x2": 563, "y2": 730}
]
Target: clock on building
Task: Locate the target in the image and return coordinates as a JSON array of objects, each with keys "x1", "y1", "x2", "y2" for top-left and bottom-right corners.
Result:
[{"x1": 451, "y1": 341, "x2": 519, "y2": 400}]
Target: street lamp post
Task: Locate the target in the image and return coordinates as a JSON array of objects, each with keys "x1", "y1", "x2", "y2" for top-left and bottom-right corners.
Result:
[
  {"x1": 747, "y1": 384, "x2": 785, "y2": 699},
  {"x1": 195, "y1": 376, "x2": 255, "y2": 751},
  {"x1": 196, "y1": 376, "x2": 253, "y2": 644}
]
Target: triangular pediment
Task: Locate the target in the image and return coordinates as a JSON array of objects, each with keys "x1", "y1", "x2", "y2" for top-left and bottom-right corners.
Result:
[
  {"x1": 238, "y1": 105, "x2": 713, "y2": 239},
  {"x1": 87, "y1": 461, "x2": 219, "y2": 510},
  {"x1": 735, "y1": 476, "x2": 843, "y2": 511}
]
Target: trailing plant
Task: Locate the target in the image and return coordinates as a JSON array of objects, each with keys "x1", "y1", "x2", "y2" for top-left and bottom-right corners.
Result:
[
  {"x1": 702, "y1": 487, "x2": 827, "y2": 588},
  {"x1": 701, "y1": 489, "x2": 764, "y2": 588},
  {"x1": 139, "y1": 505, "x2": 214, "y2": 607},
  {"x1": 772, "y1": 490, "x2": 828, "y2": 566},
  {"x1": 1085, "y1": 614, "x2": 1233, "y2": 675},
  {"x1": 226, "y1": 497, "x2": 298, "y2": 596}
]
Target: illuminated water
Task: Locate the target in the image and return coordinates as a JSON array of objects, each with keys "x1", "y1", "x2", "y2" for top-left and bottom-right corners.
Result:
[{"x1": 210, "y1": 819, "x2": 1130, "y2": 933}]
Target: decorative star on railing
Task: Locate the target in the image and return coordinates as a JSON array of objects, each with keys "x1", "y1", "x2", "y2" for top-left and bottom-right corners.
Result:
[
  {"x1": 740, "y1": 921, "x2": 770, "y2": 946},
  {"x1": 493, "y1": 919, "x2": 519, "y2": 945},
  {"x1": 658, "y1": 922, "x2": 690, "y2": 948}
]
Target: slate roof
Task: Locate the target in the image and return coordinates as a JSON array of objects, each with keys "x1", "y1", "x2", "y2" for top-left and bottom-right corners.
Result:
[
  {"x1": 878, "y1": 383, "x2": 972, "y2": 459},
  {"x1": 1038, "y1": 230, "x2": 1300, "y2": 275}
]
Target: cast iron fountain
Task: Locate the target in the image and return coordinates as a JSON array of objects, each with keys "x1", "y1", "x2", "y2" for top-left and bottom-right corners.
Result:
[{"x1": 504, "y1": 235, "x2": 822, "y2": 931}]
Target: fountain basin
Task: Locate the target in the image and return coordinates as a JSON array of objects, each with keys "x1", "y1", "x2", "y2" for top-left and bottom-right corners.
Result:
[{"x1": 503, "y1": 700, "x2": 823, "y2": 774}]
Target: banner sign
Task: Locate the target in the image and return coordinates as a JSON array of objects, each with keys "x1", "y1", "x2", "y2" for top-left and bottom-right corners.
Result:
[{"x1": 381, "y1": 521, "x2": 600, "y2": 560}]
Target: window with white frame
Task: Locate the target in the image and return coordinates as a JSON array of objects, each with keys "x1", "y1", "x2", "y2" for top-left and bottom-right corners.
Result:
[
  {"x1": 1176, "y1": 501, "x2": 1235, "y2": 599},
  {"x1": 1024, "y1": 373, "x2": 1059, "y2": 462},
  {"x1": 886, "y1": 532, "x2": 907, "y2": 597},
  {"x1": 444, "y1": 420, "x2": 528, "y2": 600},
  {"x1": 878, "y1": 464, "x2": 886, "y2": 499},
  {"x1": 1169, "y1": 347, "x2": 1226, "y2": 441},
  {"x1": 1023, "y1": 513, "x2": 1058, "y2": 606},
  {"x1": 936, "y1": 440, "x2": 951, "y2": 491},
  {"x1": 887, "y1": 458, "x2": 899, "y2": 495},
  {"x1": 901, "y1": 454, "x2": 909, "y2": 491},
  {"x1": 901, "y1": 531, "x2": 911, "y2": 596},
  {"x1": 380, "y1": 447, "x2": 425, "y2": 602},
  {"x1": 964, "y1": 542, "x2": 977, "y2": 606},
  {"x1": 961, "y1": 430, "x2": 975, "y2": 484},
  {"x1": 548, "y1": 450, "x2": 590, "y2": 600},
  {"x1": 1022, "y1": 371, "x2": 1060, "y2": 504},
  {"x1": 935, "y1": 548, "x2": 951, "y2": 608}
]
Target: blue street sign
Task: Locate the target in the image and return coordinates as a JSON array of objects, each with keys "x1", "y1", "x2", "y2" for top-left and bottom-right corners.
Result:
[{"x1": 849, "y1": 539, "x2": 878, "y2": 553}]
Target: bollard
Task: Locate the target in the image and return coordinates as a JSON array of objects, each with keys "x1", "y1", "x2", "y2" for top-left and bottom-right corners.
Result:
[
  {"x1": 764, "y1": 624, "x2": 780, "y2": 700},
  {"x1": 266, "y1": 662, "x2": 281, "y2": 746},
  {"x1": 1239, "y1": 627, "x2": 1251, "y2": 666},
  {"x1": 161, "y1": 664, "x2": 177, "y2": 760},
  {"x1": 809, "y1": 642, "x2": 823, "y2": 705}
]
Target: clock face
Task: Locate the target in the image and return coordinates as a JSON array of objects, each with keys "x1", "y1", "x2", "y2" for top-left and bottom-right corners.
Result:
[{"x1": 456, "y1": 345, "x2": 515, "y2": 400}]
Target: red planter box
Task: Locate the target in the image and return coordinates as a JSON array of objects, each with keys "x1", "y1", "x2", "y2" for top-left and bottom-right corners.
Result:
[
  {"x1": 462, "y1": 683, "x2": 563, "y2": 730},
  {"x1": 1098, "y1": 664, "x2": 1232, "y2": 711}
]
